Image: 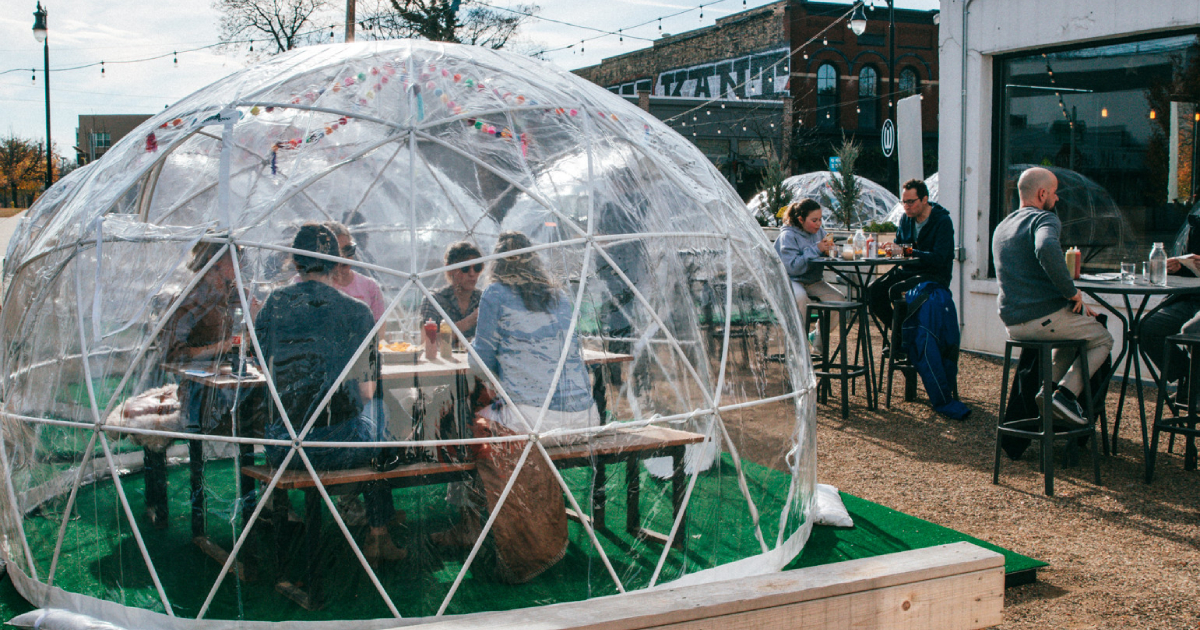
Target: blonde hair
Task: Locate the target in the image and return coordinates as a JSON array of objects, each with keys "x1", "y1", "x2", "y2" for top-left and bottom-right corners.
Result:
[{"x1": 490, "y1": 231, "x2": 557, "y2": 312}]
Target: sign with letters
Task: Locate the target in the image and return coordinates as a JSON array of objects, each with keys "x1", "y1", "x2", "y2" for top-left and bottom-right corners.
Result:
[{"x1": 654, "y1": 48, "x2": 790, "y2": 100}]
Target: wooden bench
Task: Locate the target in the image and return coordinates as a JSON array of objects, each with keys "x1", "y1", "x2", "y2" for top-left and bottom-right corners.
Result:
[{"x1": 240, "y1": 425, "x2": 706, "y2": 610}]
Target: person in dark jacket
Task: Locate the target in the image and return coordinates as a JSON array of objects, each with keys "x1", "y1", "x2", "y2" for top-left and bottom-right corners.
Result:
[{"x1": 868, "y1": 178, "x2": 956, "y2": 326}]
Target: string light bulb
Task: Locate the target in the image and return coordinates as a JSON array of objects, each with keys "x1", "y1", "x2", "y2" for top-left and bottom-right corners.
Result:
[
  {"x1": 618, "y1": 29, "x2": 623, "y2": 42},
  {"x1": 173, "y1": 51, "x2": 178, "y2": 66},
  {"x1": 31, "y1": 69, "x2": 35, "y2": 84},
  {"x1": 658, "y1": 18, "x2": 662, "y2": 31},
  {"x1": 1150, "y1": 109, "x2": 1157, "y2": 119},
  {"x1": 823, "y1": 37, "x2": 828, "y2": 46},
  {"x1": 249, "y1": 40, "x2": 254, "y2": 52},
  {"x1": 699, "y1": 5, "x2": 703, "y2": 19},
  {"x1": 100, "y1": 61, "x2": 105, "y2": 78},
  {"x1": 1101, "y1": 108, "x2": 1108, "y2": 118}
]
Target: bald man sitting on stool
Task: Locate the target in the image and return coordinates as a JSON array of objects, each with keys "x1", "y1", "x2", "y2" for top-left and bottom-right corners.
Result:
[{"x1": 992, "y1": 166, "x2": 1113, "y2": 425}]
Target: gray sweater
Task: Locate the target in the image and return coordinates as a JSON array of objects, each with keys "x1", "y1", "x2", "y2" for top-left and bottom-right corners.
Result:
[
  {"x1": 992, "y1": 207, "x2": 1077, "y2": 325},
  {"x1": 774, "y1": 224, "x2": 828, "y2": 285}
]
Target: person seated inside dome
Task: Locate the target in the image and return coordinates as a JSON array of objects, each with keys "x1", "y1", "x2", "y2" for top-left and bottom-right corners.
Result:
[
  {"x1": 472, "y1": 231, "x2": 598, "y2": 435},
  {"x1": 255, "y1": 222, "x2": 405, "y2": 565},
  {"x1": 147, "y1": 239, "x2": 265, "y2": 529},
  {"x1": 324, "y1": 220, "x2": 387, "y2": 322},
  {"x1": 432, "y1": 231, "x2": 594, "y2": 554},
  {"x1": 421, "y1": 241, "x2": 484, "y2": 339}
]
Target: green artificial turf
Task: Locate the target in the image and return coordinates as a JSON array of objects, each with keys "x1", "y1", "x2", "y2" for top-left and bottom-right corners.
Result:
[
  {"x1": 789, "y1": 491, "x2": 1047, "y2": 576},
  {"x1": 0, "y1": 453, "x2": 1041, "y2": 625}
]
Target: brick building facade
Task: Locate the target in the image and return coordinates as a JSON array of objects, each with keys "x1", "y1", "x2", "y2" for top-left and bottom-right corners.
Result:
[
  {"x1": 76, "y1": 114, "x2": 152, "y2": 165},
  {"x1": 574, "y1": 0, "x2": 939, "y2": 198}
]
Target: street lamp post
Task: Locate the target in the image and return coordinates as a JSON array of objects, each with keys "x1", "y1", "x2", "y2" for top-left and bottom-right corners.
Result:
[
  {"x1": 32, "y1": 2, "x2": 51, "y2": 191},
  {"x1": 850, "y1": 1, "x2": 897, "y2": 156}
]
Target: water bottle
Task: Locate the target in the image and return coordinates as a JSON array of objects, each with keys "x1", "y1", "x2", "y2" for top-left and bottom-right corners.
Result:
[
  {"x1": 852, "y1": 228, "x2": 866, "y2": 259},
  {"x1": 232, "y1": 306, "x2": 248, "y2": 376},
  {"x1": 1148, "y1": 242, "x2": 1168, "y2": 287}
]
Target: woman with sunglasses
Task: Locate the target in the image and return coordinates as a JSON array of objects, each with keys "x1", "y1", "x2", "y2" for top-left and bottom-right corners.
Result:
[
  {"x1": 323, "y1": 221, "x2": 387, "y2": 322},
  {"x1": 421, "y1": 242, "x2": 484, "y2": 338}
]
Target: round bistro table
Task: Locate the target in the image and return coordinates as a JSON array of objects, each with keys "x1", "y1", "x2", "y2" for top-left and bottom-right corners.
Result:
[{"x1": 1076, "y1": 274, "x2": 1200, "y2": 461}]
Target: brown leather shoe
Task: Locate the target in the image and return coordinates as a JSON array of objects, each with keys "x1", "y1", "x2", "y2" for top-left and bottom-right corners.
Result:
[{"x1": 364, "y1": 530, "x2": 406, "y2": 567}]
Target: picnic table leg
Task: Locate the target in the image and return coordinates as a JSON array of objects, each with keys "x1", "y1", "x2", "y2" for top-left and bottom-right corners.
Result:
[
  {"x1": 671, "y1": 445, "x2": 686, "y2": 547},
  {"x1": 143, "y1": 448, "x2": 168, "y2": 528},
  {"x1": 239, "y1": 444, "x2": 256, "y2": 529},
  {"x1": 304, "y1": 489, "x2": 323, "y2": 604},
  {"x1": 190, "y1": 438, "x2": 206, "y2": 537},
  {"x1": 591, "y1": 364, "x2": 609, "y2": 528},
  {"x1": 625, "y1": 456, "x2": 640, "y2": 535}
]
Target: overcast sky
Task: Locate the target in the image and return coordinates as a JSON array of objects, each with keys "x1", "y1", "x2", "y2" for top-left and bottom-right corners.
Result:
[{"x1": 0, "y1": 0, "x2": 939, "y2": 158}]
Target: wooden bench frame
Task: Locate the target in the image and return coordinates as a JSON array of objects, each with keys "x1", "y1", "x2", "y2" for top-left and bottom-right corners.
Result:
[{"x1": 240, "y1": 426, "x2": 705, "y2": 610}]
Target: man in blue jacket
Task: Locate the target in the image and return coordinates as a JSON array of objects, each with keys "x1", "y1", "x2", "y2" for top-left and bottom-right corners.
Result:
[{"x1": 869, "y1": 179, "x2": 956, "y2": 326}]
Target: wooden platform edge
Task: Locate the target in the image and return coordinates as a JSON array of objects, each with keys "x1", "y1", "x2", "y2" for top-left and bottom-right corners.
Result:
[{"x1": 401, "y1": 542, "x2": 1005, "y2": 630}]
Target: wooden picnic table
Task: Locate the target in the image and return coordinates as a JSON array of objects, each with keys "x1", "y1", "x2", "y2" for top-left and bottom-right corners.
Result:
[{"x1": 241, "y1": 424, "x2": 706, "y2": 609}]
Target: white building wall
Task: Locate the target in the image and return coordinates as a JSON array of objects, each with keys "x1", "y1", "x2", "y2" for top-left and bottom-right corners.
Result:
[{"x1": 938, "y1": 0, "x2": 1200, "y2": 355}]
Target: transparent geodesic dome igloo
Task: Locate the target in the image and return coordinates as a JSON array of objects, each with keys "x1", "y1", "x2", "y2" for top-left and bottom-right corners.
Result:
[
  {"x1": 747, "y1": 171, "x2": 898, "y2": 229},
  {"x1": 0, "y1": 41, "x2": 816, "y2": 626}
]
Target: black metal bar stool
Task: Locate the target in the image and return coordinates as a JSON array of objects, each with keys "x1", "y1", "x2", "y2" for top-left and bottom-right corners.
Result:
[
  {"x1": 879, "y1": 297, "x2": 919, "y2": 408},
  {"x1": 1147, "y1": 333, "x2": 1200, "y2": 482},
  {"x1": 810, "y1": 300, "x2": 876, "y2": 419},
  {"x1": 995, "y1": 337, "x2": 1101, "y2": 496}
]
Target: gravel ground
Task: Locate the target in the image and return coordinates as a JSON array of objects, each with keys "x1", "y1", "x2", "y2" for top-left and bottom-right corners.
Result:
[{"x1": 737, "y1": 344, "x2": 1200, "y2": 630}]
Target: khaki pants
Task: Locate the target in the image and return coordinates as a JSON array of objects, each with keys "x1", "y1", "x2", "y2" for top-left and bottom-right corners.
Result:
[
  {"x1": 792, "y1": 280, "x2": 845, "y2": 353},
  {"x1": 1006, "y1": 306, "x2": 1114, "y2": 397}
]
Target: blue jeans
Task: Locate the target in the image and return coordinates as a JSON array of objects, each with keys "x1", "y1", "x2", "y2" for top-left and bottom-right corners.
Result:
[{"x1": 265, "y1": 400, "x2": 394, "y2": 527}]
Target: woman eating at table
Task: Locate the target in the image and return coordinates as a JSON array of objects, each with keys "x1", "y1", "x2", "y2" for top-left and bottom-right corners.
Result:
[
  {"x1": 773, "y1": 199, "x2": 843, "y2": 355},
  {"x1": 421, "y1": 241, "x2": 484, "y2": 338}
]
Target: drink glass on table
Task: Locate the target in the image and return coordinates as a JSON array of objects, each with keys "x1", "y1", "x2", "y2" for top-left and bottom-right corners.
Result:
[
  {"x1": 902, "y1": 245, "x2": 913, "y2": 258},
  {"x1": 1120, "y1": 262, "x2": 1136, "y2": 285}
]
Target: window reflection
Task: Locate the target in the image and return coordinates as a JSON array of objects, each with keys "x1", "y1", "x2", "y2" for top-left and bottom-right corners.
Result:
[
  {"x1": 993, "y1": 33, "x2": 1200, "y2": 271},
  {"x1": 817, "y1": 63, "x2": 838, "y2": 128},
  {"x1": 858, "y1": 66, "x2": 878, "y2": 129}
]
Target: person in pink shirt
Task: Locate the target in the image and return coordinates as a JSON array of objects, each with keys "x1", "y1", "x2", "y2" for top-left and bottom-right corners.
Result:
[{"x1": 325, "y1": 221, "x2": 387, "y2": 321}]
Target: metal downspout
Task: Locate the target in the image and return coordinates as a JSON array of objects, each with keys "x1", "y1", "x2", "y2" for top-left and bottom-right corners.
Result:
[{"x1": 956, "y1": 0, "x2": 977, "y2": 329}]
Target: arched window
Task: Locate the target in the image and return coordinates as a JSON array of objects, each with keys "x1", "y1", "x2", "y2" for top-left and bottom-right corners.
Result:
[
  {"x1": 899, "y1": 67, "x2": 919, "y2": 98},
  {"x1": 816, "y1": 63, "x2": 838, "y2": 127},
  {"x1": 858, "y1": 66, "x2": 878, "y2": 129}
]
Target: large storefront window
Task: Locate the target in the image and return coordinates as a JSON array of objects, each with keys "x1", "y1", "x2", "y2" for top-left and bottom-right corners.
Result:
[{"x1": 992, "y1": 33, "x2": 1200, "y2": 271}]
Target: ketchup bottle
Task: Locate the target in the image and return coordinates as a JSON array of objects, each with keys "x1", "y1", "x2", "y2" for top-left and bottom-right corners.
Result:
[{"x1": 423, "y1": 318, "x2": 439, "y2": 360}]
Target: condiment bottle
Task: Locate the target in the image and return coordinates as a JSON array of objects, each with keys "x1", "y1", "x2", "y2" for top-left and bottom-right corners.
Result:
[
  {"x1": 423, "y1": 318, "x2": 439, "y2": 360},
  {"x1": 865, "y1": 233, "x2": 876, "y2": 259},
  {"x1": 439, "y1": 321, "x2": 453, "y2": 359}
]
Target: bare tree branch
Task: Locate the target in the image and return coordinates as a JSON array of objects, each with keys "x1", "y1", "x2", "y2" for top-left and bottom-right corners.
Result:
[
  {"x1": 356, "y1": 0, "x2": 537, "y2": 50},
  {"x1": 214, "y1": 0, "x2": 331, "y2": 55}
]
